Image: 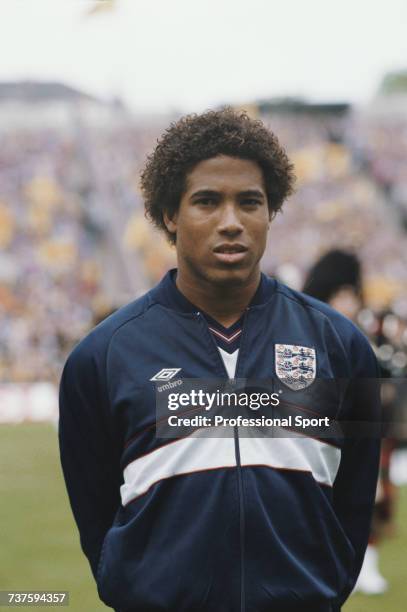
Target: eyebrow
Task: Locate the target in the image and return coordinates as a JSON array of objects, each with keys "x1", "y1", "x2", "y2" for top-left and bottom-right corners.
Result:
[
  {"x1": 238, "y1": 190, "x2": 265, "y2": 198},
  {"x1": 190, "y1": 189, "x2": 265, "y2": 199},
  {"x1": 190, "y1": 189, "x2": 220, "y2": 199}
]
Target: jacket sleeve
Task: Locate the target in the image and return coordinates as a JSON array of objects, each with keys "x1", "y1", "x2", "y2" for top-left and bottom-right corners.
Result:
[
  {"x1": 332, "y1": 333, "x2": 382, "y2": 609},
  {"x1": 58, "y1": 336, "x2": 122, "y2": 579}
]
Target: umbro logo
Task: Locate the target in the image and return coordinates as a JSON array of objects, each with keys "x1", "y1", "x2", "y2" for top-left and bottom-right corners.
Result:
[{"x1": 150, "y1": 368, "x2": 181, "y2": 382}]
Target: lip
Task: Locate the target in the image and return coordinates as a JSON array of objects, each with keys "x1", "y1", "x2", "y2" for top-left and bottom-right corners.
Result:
[
  {"x1": 212, "y1": 243, "x2": 248, "y2": 265},
  {"x1": 213, "y1": 251, "x2": 248, "y2": 264}
]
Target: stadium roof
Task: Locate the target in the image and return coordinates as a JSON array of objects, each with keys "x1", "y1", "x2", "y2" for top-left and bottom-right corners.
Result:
[
  {"x1": 257, "y1": 98, "x2": 350, "y2": 116},
  {"x1": 0, "y1": 81, "x2": 101, "y2": 104}
]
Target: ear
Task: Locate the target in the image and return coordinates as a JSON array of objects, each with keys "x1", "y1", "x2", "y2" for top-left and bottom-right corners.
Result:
[
  {"x1": 163, "y1": 210, "x2": 178, "y2": 235},
  {"x1": 268, "y1": 208, "x2": 276, "y2": 225}
]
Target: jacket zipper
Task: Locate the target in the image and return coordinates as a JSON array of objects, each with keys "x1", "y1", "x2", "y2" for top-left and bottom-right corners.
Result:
[{"x1": 195, "y1": 309, "x2": 250, "y2": 612}]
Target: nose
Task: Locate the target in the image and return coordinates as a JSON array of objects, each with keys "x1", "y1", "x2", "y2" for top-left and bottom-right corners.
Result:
[{"x1": 217, "y1": 202, "x2": 244, "y2": 236}]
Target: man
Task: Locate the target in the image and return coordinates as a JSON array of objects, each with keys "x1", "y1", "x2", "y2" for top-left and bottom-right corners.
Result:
[
  {"x1": 303, "y1": 249, "x2": 391, "y2": 596},
  {"x1": 59, "y1": 109, "x2": 381, "y2": 612}
]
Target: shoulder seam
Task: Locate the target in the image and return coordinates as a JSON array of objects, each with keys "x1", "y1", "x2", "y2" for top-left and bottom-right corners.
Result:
[
  {"x1": 275, "y1": 287, "x2": 328, "y2": 317},
  {"x1": 103, "y1": 298, "x2": 157, "y2": 409},
  {"x1": 274, "y1": 287, "x2": 350, "y2": 363}
]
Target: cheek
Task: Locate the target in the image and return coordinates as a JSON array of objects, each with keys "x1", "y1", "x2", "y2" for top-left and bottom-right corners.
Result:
[
  {"x1": 176, "y1": 218, "x2": 208, "y2": 253},
  {"x1": 179, "y1": 212, "x2": 213, "y2": 236},
  {"x1": 251, "y1": 219, "x2": 269, "y2": 244}
]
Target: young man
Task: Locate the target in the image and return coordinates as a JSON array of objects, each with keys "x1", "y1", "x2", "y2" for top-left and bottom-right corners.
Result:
[{"x1": 59, "y1": 109, "x2": 381, "y2": 612}]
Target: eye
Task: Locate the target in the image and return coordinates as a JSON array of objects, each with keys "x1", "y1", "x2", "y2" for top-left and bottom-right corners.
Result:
[
  {"x1": 241, "y1": 198, "x2": 262, "y2": 207},
  {"x1": 195, "y1": 197, "x2": 217, "y2": 206}
]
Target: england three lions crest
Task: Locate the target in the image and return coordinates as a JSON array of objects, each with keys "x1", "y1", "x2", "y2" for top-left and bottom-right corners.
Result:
[{"x1": 275, "y1": 344, "x2": 316, "y2": 391}]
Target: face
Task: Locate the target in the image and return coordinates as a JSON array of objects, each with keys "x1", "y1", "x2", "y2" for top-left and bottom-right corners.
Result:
[
  {"x1": 329, "y1": 287, "x2": 362, "y2": 321},
  {"x1": 164, "y1": 155, "x2": 271, "y2": 287}
]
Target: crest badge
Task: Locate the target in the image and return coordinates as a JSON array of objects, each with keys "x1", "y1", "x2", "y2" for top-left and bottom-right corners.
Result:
[{"x1": 275, "y1": 344, "x2": 316, "y2": 390}]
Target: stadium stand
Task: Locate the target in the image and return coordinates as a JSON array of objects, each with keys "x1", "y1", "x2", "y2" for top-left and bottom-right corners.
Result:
[{"x1": 0, "y1": 83, "x2": 406, "y2": 400}]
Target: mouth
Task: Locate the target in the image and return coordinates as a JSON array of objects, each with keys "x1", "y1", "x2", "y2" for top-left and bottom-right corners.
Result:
[{"x1": 212, "y1": 243, "x2": 248, "y2": 264}]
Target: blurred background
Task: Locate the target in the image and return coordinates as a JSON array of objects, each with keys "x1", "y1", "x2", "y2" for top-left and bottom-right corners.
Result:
[{"x1": 0, "y1": 1, "x2": 406, "y2": 610}]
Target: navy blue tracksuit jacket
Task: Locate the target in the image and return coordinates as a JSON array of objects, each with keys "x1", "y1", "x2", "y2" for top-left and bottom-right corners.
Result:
[{"x1": 59, "y1": 270, "x2": 381, "y2": 612}]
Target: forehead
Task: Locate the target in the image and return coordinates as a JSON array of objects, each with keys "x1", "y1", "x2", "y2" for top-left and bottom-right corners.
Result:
[{"x1": 184, "y1": 155, "x2": 265, "y2": 193}]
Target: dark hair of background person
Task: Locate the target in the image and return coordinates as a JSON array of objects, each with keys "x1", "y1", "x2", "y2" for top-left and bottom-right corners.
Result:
[
  {"x1": 302, "y1": 249, "x2": 362, "y2": 303},
  {"x1": 140, "y1": 107, "x2": 296, "y2": 244}
]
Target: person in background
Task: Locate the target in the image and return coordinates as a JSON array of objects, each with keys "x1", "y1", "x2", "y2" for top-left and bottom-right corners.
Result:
[{"x1": 303, "y1": 248, "x2": 394, "y2": 595}]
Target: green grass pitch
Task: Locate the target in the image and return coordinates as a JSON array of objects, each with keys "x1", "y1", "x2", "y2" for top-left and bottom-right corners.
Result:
[{"x1": 0, "y1": 423, "x2": 405, "y2": 611}]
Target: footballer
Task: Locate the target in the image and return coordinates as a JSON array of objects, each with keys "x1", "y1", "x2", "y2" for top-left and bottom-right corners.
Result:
[{"x1": 59, "y1": 109, "x2": 381, "y2": 612}]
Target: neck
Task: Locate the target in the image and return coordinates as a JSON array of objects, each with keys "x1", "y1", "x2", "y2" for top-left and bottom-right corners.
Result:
[{"x1": 175, "y1": 264, "x2": 261, "y2": 327}]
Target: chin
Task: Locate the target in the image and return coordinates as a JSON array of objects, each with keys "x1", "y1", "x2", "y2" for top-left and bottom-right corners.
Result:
[
  {"x1": 207, "y1": 265, "x2": 253, "y2": 287},
  {"x1": 183, "y1": 255, "x2": 258, "y2": 287}
]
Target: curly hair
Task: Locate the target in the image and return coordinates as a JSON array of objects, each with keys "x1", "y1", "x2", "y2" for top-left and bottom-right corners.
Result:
[{"x1": 140, "y1": 108, "x2": 295, "y2": 244}]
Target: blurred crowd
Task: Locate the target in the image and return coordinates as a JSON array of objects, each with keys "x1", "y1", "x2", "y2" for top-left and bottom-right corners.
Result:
[
  {"x1": 358, "y1": 116, "x2": 407, "y2": 211},
  {"x1": 0, "y1": 115, "x2": 170, "y2": 383},
  {"x1": 0, "y1": 101, "x2": 406, "y2": 384}
]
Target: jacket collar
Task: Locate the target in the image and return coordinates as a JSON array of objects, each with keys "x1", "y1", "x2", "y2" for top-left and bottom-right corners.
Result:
[{"x1": 150, "y1": 268, "x2": 277, "y2": 314}]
